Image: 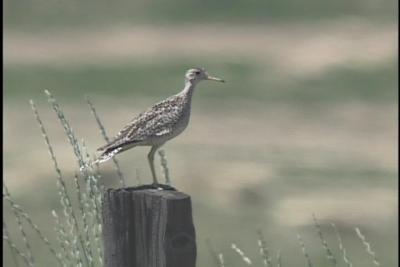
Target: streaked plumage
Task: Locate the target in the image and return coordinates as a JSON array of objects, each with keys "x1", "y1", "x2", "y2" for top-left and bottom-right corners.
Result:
[{"x1": 96, "y1": 68, "x2": 225, "y2": 185}]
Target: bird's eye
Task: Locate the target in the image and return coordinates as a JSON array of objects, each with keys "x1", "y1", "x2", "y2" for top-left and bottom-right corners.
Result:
[{"x1": 194, "y1": 71, "x2": 201, "y2": 75}]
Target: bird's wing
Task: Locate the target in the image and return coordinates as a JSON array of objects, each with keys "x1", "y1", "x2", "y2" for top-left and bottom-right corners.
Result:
[{"x1": 97, "y1": 95, "x2": 184, "y2": 151}]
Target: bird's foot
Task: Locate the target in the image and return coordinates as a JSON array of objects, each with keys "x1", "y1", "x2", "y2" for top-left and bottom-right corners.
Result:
[
  {"x1": 151, "y1": 182, "x2": 162, "y2": 190},
  {"x1": 149, "y1": 182, "x2": 176, "y2": 191}
]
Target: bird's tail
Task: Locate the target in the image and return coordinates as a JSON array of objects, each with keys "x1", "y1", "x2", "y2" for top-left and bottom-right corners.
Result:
[
  {"x1": 78, "y1": 147, "x2": 123, "y2": 172},
  {"x1": 92, "y1": 147, "x2": 123, "y2": 165}
]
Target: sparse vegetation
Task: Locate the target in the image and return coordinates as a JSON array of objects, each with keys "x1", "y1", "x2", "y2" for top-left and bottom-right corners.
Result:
[{"x1": 3, "y1": 93, "x2": 386, "y2": 266}]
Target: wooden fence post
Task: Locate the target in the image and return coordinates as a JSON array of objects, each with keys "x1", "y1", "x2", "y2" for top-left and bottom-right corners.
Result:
[{"x1": 102, "y1": 185, "x2": 197, "y2": 267}]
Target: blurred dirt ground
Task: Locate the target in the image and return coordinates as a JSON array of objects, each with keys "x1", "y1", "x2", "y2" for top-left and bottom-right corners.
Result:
[{"x1": 4, "y1": 20, "x2": 398, "y2": 267}]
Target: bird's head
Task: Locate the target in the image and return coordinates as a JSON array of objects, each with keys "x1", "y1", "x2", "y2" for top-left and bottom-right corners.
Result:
[{"x1": 185, "y1": 68, "x2": 225, "y2": 84}]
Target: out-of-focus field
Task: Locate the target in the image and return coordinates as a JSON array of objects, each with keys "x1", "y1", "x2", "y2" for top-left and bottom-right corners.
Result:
[{"x1": 4, "y1": 1, "x2": 398, "y2": 266}]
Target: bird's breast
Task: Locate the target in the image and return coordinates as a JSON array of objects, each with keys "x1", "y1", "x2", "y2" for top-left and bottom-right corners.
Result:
[{"x1": 173, "y1": 110, "x2": 191, "y2": 134}]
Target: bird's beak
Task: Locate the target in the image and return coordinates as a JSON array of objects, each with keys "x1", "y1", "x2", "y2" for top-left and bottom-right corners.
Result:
[{"x1": 207, "y1": 75, "x2": 225, "y2": 83}]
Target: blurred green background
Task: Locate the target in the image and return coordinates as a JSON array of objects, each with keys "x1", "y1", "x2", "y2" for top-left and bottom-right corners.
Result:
[{"x1": 4, "y1": 0, "x2": 398, "y2": 266}]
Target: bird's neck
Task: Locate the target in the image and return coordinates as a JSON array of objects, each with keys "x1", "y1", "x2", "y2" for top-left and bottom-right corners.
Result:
[{"x1": 180, "y1": 80, "x2": 197, "y2": 99}]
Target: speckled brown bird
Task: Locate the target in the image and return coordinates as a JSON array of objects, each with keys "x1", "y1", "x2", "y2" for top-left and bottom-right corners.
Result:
[{"x1": 95, "y1": 68, "x2": 225, "y2": 185}]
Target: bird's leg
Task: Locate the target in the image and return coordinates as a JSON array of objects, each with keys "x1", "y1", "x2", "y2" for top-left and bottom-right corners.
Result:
[{"x1": 148, "y1": 145, "x2": 160, "y2": 187}]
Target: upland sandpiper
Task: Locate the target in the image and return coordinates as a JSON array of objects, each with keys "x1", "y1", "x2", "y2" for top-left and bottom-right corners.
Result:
[{"x1": 96, "y1": 68, "x2": 225, "y2": 186}]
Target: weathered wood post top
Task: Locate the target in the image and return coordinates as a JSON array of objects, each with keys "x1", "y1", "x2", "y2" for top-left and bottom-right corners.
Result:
[{"x1": 102, "y1": 184, "x2": 197, "y2": 267}]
